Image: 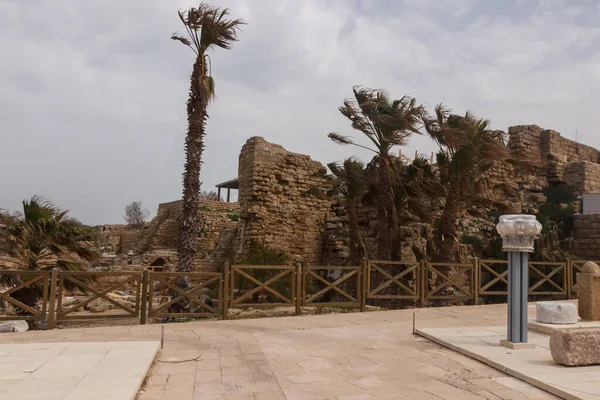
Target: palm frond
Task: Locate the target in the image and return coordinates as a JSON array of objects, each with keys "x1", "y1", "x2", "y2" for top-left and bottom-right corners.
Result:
[
  {"x1": 174, "y1": 3, "x2": 246, "y2": 55},
  {"x1": 328, "y1": 133, "x2": 355, "y2": 146},
  {"x1": 331, "y1": 86, "x2": 425, "y2": 159}
]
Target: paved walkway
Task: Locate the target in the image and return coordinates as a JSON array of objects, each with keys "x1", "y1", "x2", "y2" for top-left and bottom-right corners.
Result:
[
  {"x1": 0, "y1": 304, "x2": 558, "y2": 399},
  {"x1": 0, "y1": 341, "x2": 158, "y2": 400},
  {"x1": 418, "y1": 326, "x2": 600, "y2": 400}
]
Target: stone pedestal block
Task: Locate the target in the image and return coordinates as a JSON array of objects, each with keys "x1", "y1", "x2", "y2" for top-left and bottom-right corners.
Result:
[
  {"x1": 536, "y1": 302, "x2": 578, "y2": 324},
  {"x1": 550, "y1": 330, "x2": 600, "y2": 366},
  {"x1": 577, "y1": 271, "x2": 600, "y2": 321}
]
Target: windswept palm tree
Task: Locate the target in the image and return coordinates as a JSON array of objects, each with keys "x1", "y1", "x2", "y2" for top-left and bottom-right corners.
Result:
[
  {"x1": 392, "y1": 156, "x2": 442, "y2": 225},
  {"x1": 172, "y1": 3, "x2": 244, "y2": 276},
  {"x1": 0, "y1": 196, "x2": 98, "y2": 315},
  {"x1": 364, "y1": 156, "x2": 442, "y2": 259},
  {"x1": 423, "y1": 105, "x2": 510, "y2": 262},
  {"x1": 329, "y1": 87, "x2": 425, "y2": 260},
  {"x1": 328, "y1": 158, "x2": 367, "y2": 264}
]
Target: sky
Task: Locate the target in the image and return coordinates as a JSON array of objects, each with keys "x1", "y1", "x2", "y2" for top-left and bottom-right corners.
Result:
[{"x1": 1, "y1": 0, "x2": 600, "y2": 225}]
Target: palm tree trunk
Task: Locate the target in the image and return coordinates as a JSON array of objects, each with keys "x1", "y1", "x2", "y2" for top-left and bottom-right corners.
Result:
[
  {"x1": 377, "y1": 157, "x2": 394, "y2": 260},
  {"x1": 436, "y1": 188, "x2": 460, "y2": 262},
  {"x1": 177, "y1": 56, "x2": 207, "y2": 282},
  {"x1": 347, "y1": 198, "x2": 361, "y2": 265}
]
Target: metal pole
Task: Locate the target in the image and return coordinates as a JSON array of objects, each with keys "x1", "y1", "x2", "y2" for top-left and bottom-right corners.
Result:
[{"x1": 497, "y1": 215, "x2": 541, "y2": 348}]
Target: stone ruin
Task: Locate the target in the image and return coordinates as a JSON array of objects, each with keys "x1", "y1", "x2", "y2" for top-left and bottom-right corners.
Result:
[
  {"x1": 546, "y1": 261, "x2": 600, "y2": 366},
  {"x1": 97, "y1": 200, "x2": 240, "y2": 271},
  {"x1": 576, "y1": 261, "x2": 600, "y2": 321},
  {"x1": 100, "y1": 124, "x2": 600, "y2": 271}
]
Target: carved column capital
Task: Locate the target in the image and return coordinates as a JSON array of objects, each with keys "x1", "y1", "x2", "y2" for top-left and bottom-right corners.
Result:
[{"x1": 496, "y1": 214, "x2": 542, "y2": 253}]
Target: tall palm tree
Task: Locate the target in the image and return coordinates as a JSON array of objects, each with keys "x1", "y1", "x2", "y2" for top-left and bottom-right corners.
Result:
[
  {"x1": 328, "y1": 158, "x2": 367, "y2": 264},
  {"x1": 0, "y1": 196, "x2": 98, "y2": 315},
  {"x1": 423, "y1": 105, "x2": 510, "y2": 262},
  {"x1": 172, "y1": 4, "x2": 244, "y2": 276},
  {"x1": 329, "y1": 87, "x2": 424, "y2": 260}
]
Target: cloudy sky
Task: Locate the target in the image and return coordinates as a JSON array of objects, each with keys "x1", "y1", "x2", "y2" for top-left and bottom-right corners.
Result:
[{"x1": 1, "y1": 0, "x2": 600, "y2": 225}]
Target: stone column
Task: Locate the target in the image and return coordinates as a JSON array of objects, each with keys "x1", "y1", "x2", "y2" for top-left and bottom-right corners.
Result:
[{"x1": 496, "y1": 214, "x2": 542, "y2": 349}]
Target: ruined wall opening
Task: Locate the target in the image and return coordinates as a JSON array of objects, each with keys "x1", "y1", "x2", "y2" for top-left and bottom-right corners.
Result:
[{"x1": 150, "y1": 258, "x2": 166, "y2": 267}]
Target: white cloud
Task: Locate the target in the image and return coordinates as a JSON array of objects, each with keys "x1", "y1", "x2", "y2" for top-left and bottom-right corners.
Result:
[{"x1": 1, "y1": 0, "x2": 599, "y2": 224}]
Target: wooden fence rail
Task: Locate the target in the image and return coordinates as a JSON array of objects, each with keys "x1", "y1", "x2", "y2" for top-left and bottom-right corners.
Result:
[
  {"x1": 229, "y1": 265, "x2": 296, "y2": 309},
  {"x1": 0, "y1": 271, "x2": 49, "y2": 321},
  {"x1": 303, "y1": 265, "x2": 361, "y2": 308},
  {"x1": 147, "y1": 271, "x2": 222, "y2": 319},
  {"x1": 0, "y1": 258, "x2": 592, "y2": 328},
  {"x1": 367, "y1": 260, "x2": 419, "y2": 301},
  {"x1": 425, "y1": 262, "x2": 474, "y2": 302},
  {"x1": 56, "y1": 271, "x2": 142, "y2": 323}
]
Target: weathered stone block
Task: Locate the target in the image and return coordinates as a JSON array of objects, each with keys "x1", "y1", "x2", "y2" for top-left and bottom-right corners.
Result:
[
  {"x1": 550, "y1": 329, "x2": 600, "y2": 366},
  {"x1": 536, "y1": 302, "x2": 578, "y2": 324},
  {"x1": 577, "y1": 273, "x2": 600, "y2": 321}
]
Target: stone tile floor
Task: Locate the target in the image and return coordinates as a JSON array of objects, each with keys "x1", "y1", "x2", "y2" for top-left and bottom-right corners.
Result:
[
  {"x1": 0, "y1": 341, "x2": 159, "y2": 400},
  {"x1": 417, "y1": 326, "x2": 600, "y2": 400},
  {"x1": 0, "y1": 303, "x2": 560, "y2": 399}
]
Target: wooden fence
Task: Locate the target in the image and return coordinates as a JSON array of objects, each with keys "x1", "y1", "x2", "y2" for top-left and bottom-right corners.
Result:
[{"x1": 0, "y1": 258, "x2": 587, "y2": 328}]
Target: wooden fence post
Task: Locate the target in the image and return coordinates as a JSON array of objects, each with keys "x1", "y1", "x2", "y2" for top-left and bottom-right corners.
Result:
[
  {"x1": 359, "y1": 257, "x2": 370, "y2": 312},
  {"x1": 140, "y1": 269, "x2": 149, "y2": 325},
  {"x1": 420, "y1": 260, "x2": 426, "y2": 307},
  {"x1": 223, "y1": 262, "x2": 230, "y2": 320},
  {"x1": 295, "y1": 263, "x2": 302, "y2": 316},
  {"x1": 566, "y1": 258, "x2": 572, "y2": 300},
  {"x1": 47, "y1": 268, "x2": 58, "y2": 330},
  {"x1": 472, "y1": 257, "x2": 479, "y2": 305},
  {"x1": 360, "y1": 258, "x2": 368, "y2": 312}
]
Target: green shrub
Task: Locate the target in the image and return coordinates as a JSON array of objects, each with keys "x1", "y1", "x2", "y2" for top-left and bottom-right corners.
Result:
[{"x1": 227, "y1": 213, "x2": 240, "y2": 222}]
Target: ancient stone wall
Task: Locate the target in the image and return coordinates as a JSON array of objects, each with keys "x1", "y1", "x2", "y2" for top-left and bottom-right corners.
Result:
[
  {"x1": 98, "y1": 224, "x2": 128, "y2": 254},
  {"x1": 506, "y1": 125, "x2": 600, "y2": 211},
  {"x1": 542, "y1": 129, "x2": 600, "y2": 184},
  {"x1": 99, "y1": 200, "x2": 239, "y2": 271},
  {"x1": 96, "y1": 125, "x2": 600, "y2": 269},
  {"x1": 236, "y1": 137, "x2": 334, "y2": 265},
  {"x1": 506, "y1": 125, "x2": 549, "y2": 214},
  {"x1": 573, "y1": 214, "x2": 600, "y2": 259},
  {"x1": 140, "y1": 199, "x2": 239, "y2": 255},
  {"x1": 565, "y1": 162, "x2": 600, "y2": 195}
]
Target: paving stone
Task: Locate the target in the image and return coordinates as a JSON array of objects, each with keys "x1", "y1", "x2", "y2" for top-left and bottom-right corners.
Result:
[{"x1": 0, "y1": 304, "x2": 563, "y2": 400}]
